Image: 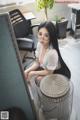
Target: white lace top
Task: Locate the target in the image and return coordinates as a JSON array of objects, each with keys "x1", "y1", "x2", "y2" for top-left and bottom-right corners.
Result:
[{"x1": 35, "y1": 42, "x2": 61, "y2": 71}]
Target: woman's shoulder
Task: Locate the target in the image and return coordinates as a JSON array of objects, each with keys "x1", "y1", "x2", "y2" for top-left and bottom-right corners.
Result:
[{"x1": 48, "y1": 49, "x2": 58, "y2": 56}]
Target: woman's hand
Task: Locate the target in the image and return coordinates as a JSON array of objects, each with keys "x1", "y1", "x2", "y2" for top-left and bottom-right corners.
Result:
[
  {"x1": 24, "y1": 70, "x2": 29, "y2": 80},
  {"x1": 28, "y1": 71, "x2": 36, "y2": 80},
  {"x1": 24, "y1": 70, "x2": 36, "y2": 83}
]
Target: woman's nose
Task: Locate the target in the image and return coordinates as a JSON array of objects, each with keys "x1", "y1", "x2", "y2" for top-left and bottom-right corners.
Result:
[
  {"x1": 41, "y1": 35, "x2": 44, "y2": 39},
  {"x1": 40, "y1": 37, "x2": 44, "y2": 43}
]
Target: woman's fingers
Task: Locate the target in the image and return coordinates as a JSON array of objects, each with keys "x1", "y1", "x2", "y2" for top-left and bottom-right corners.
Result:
[
  {"x1": 24, "y1": 71, "x2": 36, "y2": 84},
  {"x1": 28, "y1": 71, "x2": 35, "y2": 79}
]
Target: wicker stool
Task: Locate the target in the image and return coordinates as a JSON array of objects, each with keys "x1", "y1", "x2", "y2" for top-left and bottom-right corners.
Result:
[{"x1": 36, "y1": 74, "x2": 73, "y2": 120}]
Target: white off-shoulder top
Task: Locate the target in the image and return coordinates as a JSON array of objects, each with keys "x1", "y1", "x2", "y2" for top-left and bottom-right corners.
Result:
[{"x1": 35, "y1": 42, "x2": 61, "y2": 71}]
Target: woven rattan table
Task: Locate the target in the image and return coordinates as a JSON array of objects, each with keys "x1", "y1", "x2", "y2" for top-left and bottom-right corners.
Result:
[{"x1": 36, "y1": 74, "x2": 73, "y2": 120}]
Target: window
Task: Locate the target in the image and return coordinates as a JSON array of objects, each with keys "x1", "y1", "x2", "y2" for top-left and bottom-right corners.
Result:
[
  {"x1": 56, "y1": 0, "x2": 80, "y2": 3},
  {"x1": 0, "y1": 0, "x2": 35, "y2": 6},
  {"x1": 0, "y1": 0, "x2": 79, "y2": 7}
]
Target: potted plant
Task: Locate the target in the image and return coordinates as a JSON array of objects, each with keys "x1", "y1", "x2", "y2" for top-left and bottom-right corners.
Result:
[
  {"x1": 54, "y1": 15, "x2": 65, "y2": 22},
  {"x1": 54, "y1": 15, "x2": 68, "y2": 39},
  {"x1": 36, "y1": 0, "x2": 55, "y2": 20}
]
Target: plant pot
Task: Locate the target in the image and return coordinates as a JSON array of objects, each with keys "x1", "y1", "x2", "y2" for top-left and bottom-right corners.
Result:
[{"x1": 56, "y1": 19, "x2": 68, "y2": 39}]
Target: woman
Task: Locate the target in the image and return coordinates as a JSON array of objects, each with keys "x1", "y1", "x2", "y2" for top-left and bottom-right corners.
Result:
[{"x1": 24, "y1": 21, "x2": 71, "y2": 84}]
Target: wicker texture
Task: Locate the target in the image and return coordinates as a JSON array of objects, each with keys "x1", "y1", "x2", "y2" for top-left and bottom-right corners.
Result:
[
  {"x1": 36, "y1": 74, "x2": 73, "y2": 120},
  {"x1": 40, "y1": 74, "x2": 70, "y2": 98}
]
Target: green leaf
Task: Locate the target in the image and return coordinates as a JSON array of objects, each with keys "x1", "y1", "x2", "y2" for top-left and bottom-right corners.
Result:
[{"x1": 36, "y1": 0, "x2": 55, "y2": 10}]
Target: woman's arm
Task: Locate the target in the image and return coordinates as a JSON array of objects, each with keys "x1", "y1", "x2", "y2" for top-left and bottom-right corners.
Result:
[
  {"x1": 35, "y1": 69, "x2": 53, "y2": 75},
  {"x1": 29, "y1": 69, "x2": 53, "y2": 77},
  {"x1": 24, "y1": 61, "x2": 39, "y2": 73},
  {"x1": 24, "y1": 61, "x2": 39, "y2": 80}
]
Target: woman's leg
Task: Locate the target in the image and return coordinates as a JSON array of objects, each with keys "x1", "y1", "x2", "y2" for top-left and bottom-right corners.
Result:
[{"x1": 35, "y1": 76, "x2": 45, "y2": 87}]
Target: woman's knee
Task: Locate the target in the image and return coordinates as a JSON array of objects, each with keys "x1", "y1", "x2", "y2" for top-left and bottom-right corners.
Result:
[{"x1": 35, "y1": 76, "x2": 44, "y2": 87}]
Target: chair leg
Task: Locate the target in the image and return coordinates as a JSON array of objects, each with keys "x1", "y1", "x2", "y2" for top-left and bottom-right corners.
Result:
[
  {"x1": 22, "y1": 51, "x2": 35, "y2": 63},
  {"x1": 33, "y1": 50, "x2": 36, "y2": 59},
  {"x1": 22, "y1": 52, "x2": 28, "y2": 63}
]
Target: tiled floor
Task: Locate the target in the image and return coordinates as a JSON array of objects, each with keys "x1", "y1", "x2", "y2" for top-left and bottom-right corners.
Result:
[{"x1": 59, "y1": 35, "x2": 80, "y2": 120}]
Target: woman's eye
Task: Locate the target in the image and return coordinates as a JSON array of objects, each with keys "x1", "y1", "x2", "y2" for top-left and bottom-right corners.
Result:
[
  {"x1": 45, "y1": 33, "x2": 49, "y2": 38},
  {"x1": 38, "y1": 32, "x2": 42, "y2": 36},
  {"x1": 38, "y1": 32, "x2": 49, "y2": 38}
]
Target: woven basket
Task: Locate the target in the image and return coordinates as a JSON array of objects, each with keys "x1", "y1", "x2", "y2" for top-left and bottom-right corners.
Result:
[{"x1": 36, "y1": 74, "x2": 73, "y2": 120}]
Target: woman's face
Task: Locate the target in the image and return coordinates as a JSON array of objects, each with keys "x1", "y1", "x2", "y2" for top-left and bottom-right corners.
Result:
[{"x1": 38, "y1": 27, "x2": 50, "y2": 47}]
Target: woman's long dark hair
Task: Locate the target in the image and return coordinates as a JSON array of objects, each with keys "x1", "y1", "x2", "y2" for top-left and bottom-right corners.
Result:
[{"x1": 38, "y1": 21, "x2": 71, "y2": 79}]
